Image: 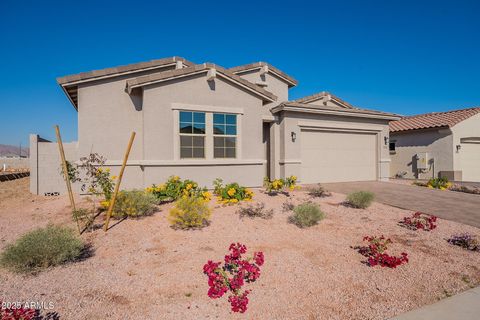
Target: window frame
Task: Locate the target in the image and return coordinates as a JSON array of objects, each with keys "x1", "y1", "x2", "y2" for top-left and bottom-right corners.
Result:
[
  {"x1": 178, "y1": 111, "x2": 206, "y2": 159},
  {"x1": 213, "y1": 113, "x2": 238, "y2": 159}
]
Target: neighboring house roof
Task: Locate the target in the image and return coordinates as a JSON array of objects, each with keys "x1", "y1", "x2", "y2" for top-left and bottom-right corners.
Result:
[
  {"x1": 126, "y1": 63, "x2": 277, "y2": 104},
  {"x1": 271, "y1": 102, "x2": 400, "y2": 120},
  {"x1": 293, "y1": 91, "x2": 355, "y2": 109},
  {"x1": 57, "y1": 56, "x2": 193, "y2": 109},
  {"x1": 228, "y1": 62, "x2": 298, "y2": 87},
  {"x1": 390, "y1": 107, "x2": 480, "y2": 133}
]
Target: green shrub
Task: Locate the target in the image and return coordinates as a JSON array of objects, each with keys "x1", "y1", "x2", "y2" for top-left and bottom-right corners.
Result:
[
  {"x1": 145, "y1": 176, "x2": 209, "y2": 202},
  {"x1": 346, "y1": 191, "x2": 375, "y2": 209},
  {"x1": 427, "y1": 177, "x2": 452, "y2": 190},
  {"x1": 168, "y1": 197, "x2": 211, "y2": 229},
  {"x1": 308, "y1": 184, "x2": 331, "y2": 198},
  {"x1": 237, "y1": 202, "x2": 273, "y2": 219},
  {"x1": 0, "y1": 225, "x2": 85, "y2": 274},
  {"x1": 112, "y1": 190, "x2": 157, "y2": 219},
  {"x1": 289, "y1": 202, "x2": 324, "y2": 228}
]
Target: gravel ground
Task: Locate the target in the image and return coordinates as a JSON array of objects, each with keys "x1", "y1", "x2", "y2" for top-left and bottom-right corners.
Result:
[{"x1": 1, "y1": 178, "x2": 480, "y2": 319}]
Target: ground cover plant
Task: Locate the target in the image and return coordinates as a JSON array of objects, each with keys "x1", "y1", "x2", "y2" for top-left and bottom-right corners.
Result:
[
  {"x1": 0, "y1": 225, "x2": 85, "y2": 274},
  {"x1": 400, "y1": 212, "x2": 437, "y2": 231},
  {"x1": 168, "y1": 196, "x2": 211, "y2": 229},
  {"x1": 263, "y1": 176, "x2": 298, "y2": 194},
  {"x1": 0, "y1": 302, "x2": 37, "y2": 320},
  {"x1": 146, "y1": 176, "x2": 210, "y2": 203},
  {"x1": 203, "y1": 243, "x2": 264, "y2": 313},
  {"x1": 427, "y1": 177, "x2": 452, "y2": 190},
  {"x1": 237, "y1": 202, "x2": 273, "y2": 219},
  {"x1": 111, "y1": 190, "x2": 157, "y2": 219},
  {"x1": 307, "y1": 183, "x2": 331, "y2": 198},
  {"x1": 288, "y1": 202, "x2": 324, "y2": 228},
  {"x1": 213, "y1": 178, "x2": 253, "y2": 204},
  {"x1": 447, "y1": 233, "x2": 480, "y2": 252},
  {"x1": 346, "y1": 191, "x2": 374, "y2": 209},
  {"x1": 356, "y1": 236, "x2": 408, "y2": 268}
]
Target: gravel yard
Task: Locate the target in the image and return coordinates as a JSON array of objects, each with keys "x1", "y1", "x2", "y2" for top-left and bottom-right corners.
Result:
[{"x1": 1, "y1": 178, "x2": 480, "y2": 319}]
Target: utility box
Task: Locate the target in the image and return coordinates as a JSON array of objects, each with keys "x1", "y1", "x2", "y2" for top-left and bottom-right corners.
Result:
[{"x1": 417, "y1": 152, "x2": 429, "y2": 170}]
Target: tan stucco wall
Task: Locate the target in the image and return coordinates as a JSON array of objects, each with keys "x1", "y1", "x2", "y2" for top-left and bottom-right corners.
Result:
[
  {"x1": 389, "y1": 129, "x2": 454, "y2": 179},
  {"x1": 236, "y1": 70, "x2": 289, "y2": 107},
  {"x1": 452, "y1": 113, "x2": 480, "y2": 182},
  {"x1": 277, "y1": 112, "x2": 391, "y2": 183}
]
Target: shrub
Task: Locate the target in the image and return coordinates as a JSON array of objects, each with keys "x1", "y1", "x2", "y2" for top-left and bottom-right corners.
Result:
[
  {"x1": 427, "y1": 177, "x2": 452, "y2": 190},
  {"x1": 400, "y1": 212, "x2": 437, "y2": 231},
  {"x1": 447, "y1": 234, "x2": 480, "y2": 252},
  {"x1": 213, "y1": 179, "x2": 253, "y2": 205},
  {"x1": 0, "y1": 303, "x2": 37, "y2": 320},
  {"x1": 146, "y1": 176, "x2": 210, "y2": 202},
  {"x1": 307, "y1": 184, "x2": 331, "y2": 198},
  {"x1": 169, "y1": 196, "x2": 211, "y2": 229},
  {"x1": 263, "y1": 176, "x2": 298, "y2": 193},
  {"x1": 0, "y1": 225, "x2": 85, "y2": 274},
  {"x1": 281, "y1": 200, "x2": 295, "y2": 212},
  {"x1": 346, "y1": 191, "x2": 374, "y2": 209},
  {"x1": 237, "y1": 202, "x2": 273, "y2": 219},
  {"x1": 289, "y1": 202, "x2": 324, "y2": 228},
  {"x1": 111, "y1": 190, "x2": 157, "y2": 219},
  {"x1": 203, "y1": 243, "x2": 264, "y2": 313},
  {"x1": 356, "y1": 236, "x2": 408, "y2": 268}
]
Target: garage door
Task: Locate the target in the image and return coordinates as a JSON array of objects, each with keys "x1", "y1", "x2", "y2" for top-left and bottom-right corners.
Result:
[
  {"x1": 460, "y1": 143, "x2": 480, "y2": 182},
  {"x1": 300, "y1": 130, "x2": 377, "y2": 183}
]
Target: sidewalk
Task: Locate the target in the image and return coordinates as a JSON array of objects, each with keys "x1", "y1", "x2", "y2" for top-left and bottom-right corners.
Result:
[{"x1": 391, "y1": 286, "x2": 480, "y2": 320}]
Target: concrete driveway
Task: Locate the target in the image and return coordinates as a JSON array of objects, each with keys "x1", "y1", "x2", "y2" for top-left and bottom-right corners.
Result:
[{"x1": 322, "y1": 181, "x2": 480, "y2": 228}]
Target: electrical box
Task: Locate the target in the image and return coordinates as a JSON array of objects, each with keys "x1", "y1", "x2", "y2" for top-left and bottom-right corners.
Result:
[{"x1": 417, "y1": 152, "x2": 429, "y2": 170}]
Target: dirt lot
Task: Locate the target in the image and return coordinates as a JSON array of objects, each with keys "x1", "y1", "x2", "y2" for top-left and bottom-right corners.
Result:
[{"x1": 1, "y1": 178, "x2": 480, "y2": 320}]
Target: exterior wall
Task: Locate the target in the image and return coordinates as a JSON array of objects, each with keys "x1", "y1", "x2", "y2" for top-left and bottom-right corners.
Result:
[
  {"x1": 278, "y1": 112, "x2": 391, "y2": 182},
  {"x1": 236, "y1": 70, "x2": 289, "y2": 107},
  {"x1": 452, "y1": 113, "x2": 480, "y2": 181},
  {"x1": 389, "y1": 129, "x2": 454, "y2": 179},
  {"x1": 29, "y1": 134, "x2": 79, "y2": 195},
  {"x1": 0, "y1": 157, "x2": 29, "y2": 170}
]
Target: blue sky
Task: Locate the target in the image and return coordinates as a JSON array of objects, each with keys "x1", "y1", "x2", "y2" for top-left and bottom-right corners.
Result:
[{"x1": 1, "y1": 0, "x2": 479, "y2": 146}]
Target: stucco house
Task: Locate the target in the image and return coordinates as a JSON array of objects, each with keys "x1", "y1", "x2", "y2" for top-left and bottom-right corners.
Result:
[
  {"x1": 30, "y1": 56, "x2": 400, "y2": 195},
  {"x1": 389, "y1": 107, "x2": 480, "y2": 182}
]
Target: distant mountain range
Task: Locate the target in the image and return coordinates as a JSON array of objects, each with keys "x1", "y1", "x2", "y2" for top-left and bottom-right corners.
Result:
[{"x1": 0, "y1": 144, "x2": 29, "y2": 157}]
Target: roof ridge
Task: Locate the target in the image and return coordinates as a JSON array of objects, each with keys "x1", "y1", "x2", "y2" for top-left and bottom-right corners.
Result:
[
  {"x1": 228, "y1": 61, "x2": 298, "y2": 87},
  {"x1": 401, "y1": 106, "x2": 480, "y2": 119}
]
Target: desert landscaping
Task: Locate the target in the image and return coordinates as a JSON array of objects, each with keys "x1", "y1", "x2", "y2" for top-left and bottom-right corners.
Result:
[{"x1": 1, "y1": 176, "x2": 480, "y2": 319}]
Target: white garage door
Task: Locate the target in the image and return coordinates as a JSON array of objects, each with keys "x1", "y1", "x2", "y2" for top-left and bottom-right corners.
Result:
[
  {"x1": 300, "y1": 130, "x2": 377, "y2": 183},
  {"x1": 460, "y1": 143, "x2": 480, "y2": 182}
]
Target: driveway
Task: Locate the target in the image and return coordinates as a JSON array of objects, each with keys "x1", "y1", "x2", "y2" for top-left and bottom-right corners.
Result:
[{"x1": 322, "y1": 181, "x2": 480, "y2": 228}]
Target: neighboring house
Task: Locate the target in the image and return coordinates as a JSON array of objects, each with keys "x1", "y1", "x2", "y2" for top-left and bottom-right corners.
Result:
[
  {"x1": 389, "y1": 107, "x2": 480, "y2": 182},
  {"x1": 30, "y1": 56, "x2": 399, "y2": 195}
]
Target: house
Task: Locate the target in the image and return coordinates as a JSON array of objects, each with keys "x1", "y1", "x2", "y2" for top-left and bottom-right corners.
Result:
[
  {"x1": 389, "y1": 107, "x2": 480, "y2": 182},
  {"x1": 30, "y1": 56, "x2": 400, "y2": 195}
]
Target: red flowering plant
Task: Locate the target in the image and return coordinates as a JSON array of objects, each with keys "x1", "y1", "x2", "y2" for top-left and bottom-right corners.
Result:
[
  {"x1": 355, "y1": 236, "x2": 409, "y2": 268},
  {"x1": 400, "y1": 212, "x2": 437, "y2": 231},
  {"x1": 203, "y1": 243, "x2": 264, "y2": 313},
  {"x1": 0, "y1": 302, "x2": 37, "y2": 320}
]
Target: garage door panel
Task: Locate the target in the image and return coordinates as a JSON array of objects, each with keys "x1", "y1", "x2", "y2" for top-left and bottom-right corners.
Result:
[
  {"x1": 300, "y1": 130, "x2": 377, "y2": 183},
  {"x1": 460, "y1": 143, "x2": 480, "y2": 182}
]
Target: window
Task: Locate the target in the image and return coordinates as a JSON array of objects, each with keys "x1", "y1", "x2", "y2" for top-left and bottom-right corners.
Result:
[
  {"x1": 213, "y1": 113, "x2": 237, "y2": 158},
  {"x1": 179, "y1": 111, "x2": 205, "y2": 158},
  {"x1": 389, "y1": 141, "x2": 396, "y2": 153}
]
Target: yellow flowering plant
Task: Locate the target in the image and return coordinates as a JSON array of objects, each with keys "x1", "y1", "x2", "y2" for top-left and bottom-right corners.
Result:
[
  {"x1": 212, "y1": 178, "x2": 254, "y2": 205},
  {"x1": 263, "y1": 176, "x2": 298, "y2": 193},
  {"x1": 145, "y1": 176, "x2": 210, "y2": 202}
]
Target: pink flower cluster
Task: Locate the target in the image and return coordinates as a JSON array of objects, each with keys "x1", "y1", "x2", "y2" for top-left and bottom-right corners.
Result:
[
  {"x1": 356, "y1": 236, "x2": 409, "y2": 268},
  {"x1": 401, "y1": 212, "x2": 437, "y2": 231},
  {"x1": 203, "y1": 243, "x2": 264, "y2": 313},
  {"x1": 0, "y1": 302, "x2": 37, "y2": 320}
]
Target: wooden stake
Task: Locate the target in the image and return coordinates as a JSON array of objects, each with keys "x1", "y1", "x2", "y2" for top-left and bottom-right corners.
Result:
[
  {"x1": 55, "y1": 125, "x2": 80, "y2": 233},
  {"x1": 104, "y1": 132, "x2": 136, "y2": 232}
]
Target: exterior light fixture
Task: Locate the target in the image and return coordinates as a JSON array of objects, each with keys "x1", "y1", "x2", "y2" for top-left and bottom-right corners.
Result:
[
  {"x1": 291, "y1": 131, "x2": 296, "y2": 142},
  {"x1": 384, "y1": 136, "x2": 389, "y2": 145},
  {"x1": 456, "y1": 144, "x2": 461, "y2": 152}
]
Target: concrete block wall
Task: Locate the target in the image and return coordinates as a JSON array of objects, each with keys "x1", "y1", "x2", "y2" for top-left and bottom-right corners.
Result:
[
  {"x1": 30, "y1": 134, "x2": 79, "y2": 195},
  {"x1": 0, "y1": 157, "x2": 29, "y2": 170}
]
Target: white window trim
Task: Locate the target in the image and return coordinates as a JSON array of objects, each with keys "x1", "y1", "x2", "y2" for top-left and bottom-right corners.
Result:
[{"x1": 173, "y1": 105, "x2": 242, "y2": 161}]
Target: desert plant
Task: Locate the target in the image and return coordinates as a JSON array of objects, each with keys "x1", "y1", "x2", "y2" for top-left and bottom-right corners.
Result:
[
  {"x1": 0, "y1": 225, "x2": 85, "y2": 274},
  {"x1": 169, "y1": 196, "x2": 211, "y2": 229},
  {"x1": 427, "y1": 177, "x2": 452, "y2": 190},
  {"x1": 400, "y1": 212, "x2": 437, "y2": 231},
  {"x1": 237, "y1": 202, "x2": 274, "y2": 219},
  {"x1": 356, "y1": 236, "x2": 408, "y2": 268},
  {"x1": 281, "y1": 200, "x2": 295, "y2": 212},
  {"x1": 213, "y1": 180, "x2": 253, "y2": 204},
  {"x1": 307, "y1": 184, "x2": 331, "y2": 198},
  {"x1": 0, "y1": 303, "x2": 38, "y2": 320},
  {"x1": 289, "y1": 202, "x2": 324, "y2": 228},
  {"x1": 146, "y1": 176, "x2": 210, "y2": 202},
  {"x1": 263, "y1": 176, "x2": 298, "y2": 193},
  {"x1": 346, "y1": 191, "x2": 374, "y2": 209},
  {"x1": 111, "y1": 190, "x2": 157, "y2": 219},
  {"x1": 447, "y1": 233, "x2": 480, "y2": 251}
]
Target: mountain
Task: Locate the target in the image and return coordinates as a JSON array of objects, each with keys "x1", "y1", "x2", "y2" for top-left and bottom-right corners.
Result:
[{"x1": 0, "y1": 144, "x2": 29, "y2": 157}]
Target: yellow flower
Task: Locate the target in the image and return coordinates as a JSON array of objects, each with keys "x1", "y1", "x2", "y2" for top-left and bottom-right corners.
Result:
[
  {"x1": 427, "y1": 185, "x2": 434, "y2": 189},
  {"x1": 440, "y1": 186, "x2": 446, "y2": 191},
  {"x1": 111, "y1": 175, "x2": 118, "y2": 180},
  {"x1": 172, "y1": 176, "x2": 180, "y2": 181},
  {"x1": 289, "y1": 185, "x2": 294, "y2": 191},
  {"x1": 227, "y1": 188, "x2": 236, "y2": 197},
  {"x1": 291, "y1": 176, "x2": 297, "y2": 181},
  {"x1": 230, "y1": 198, "x2": 238, "y2": 203},
  {"x1": 186, "y1": 183, "x2": 192, "y2": 190},
  {"x1": 105, "y1": 168, "x2": 110, "y2": 173},
  {"x1": 100, "y1": 200, "x2": 110, "y2": 208},
  {"x1": 202, "y1": 191, "x2": 212, "y2": 201}
]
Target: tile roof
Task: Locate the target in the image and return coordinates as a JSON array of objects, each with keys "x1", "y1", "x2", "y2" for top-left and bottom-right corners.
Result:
[
  {"x1": 273, "y1": 101, "x2": 400, "y2": 120},
  {"x1": 57, "y1": 56, "x2": 193, "y2": 85},
  {"x1": 126, "y1": 63, "x2": 277, "y2": 103},
  {"x1": 390, "y1": 107, "x2": 480, "y2": 132},
  {"x1": 228, "y1": 62, "x2": 298, "y2": 87},
  {"x1": 293, "y1": 91, "x2": 355, "y2": 109}
]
